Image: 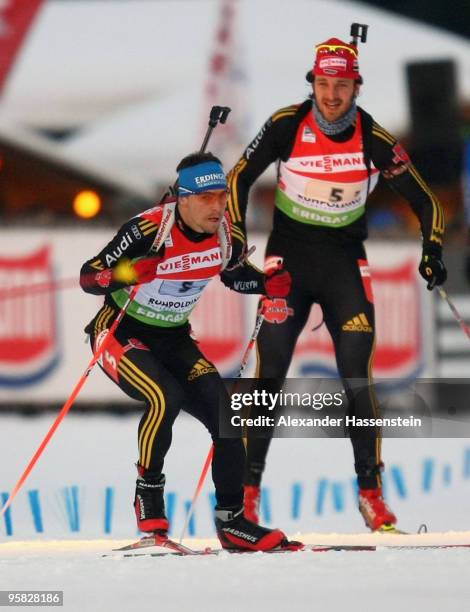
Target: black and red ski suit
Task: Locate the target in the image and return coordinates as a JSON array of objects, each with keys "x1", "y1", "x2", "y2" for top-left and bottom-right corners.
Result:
[
  {"x1": 227, "y1": 99, "x2": 445, "y2": 489},
  {"x1": 80, "y1": 205, "x2": 267, "y2": 509}
]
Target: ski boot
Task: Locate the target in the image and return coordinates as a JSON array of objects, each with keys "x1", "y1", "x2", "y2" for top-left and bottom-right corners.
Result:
[
  {"x1": 134, "y1": 467, "x2": 169, "y2": 534},
  {"x1": 244, "y1": 485, "x2": 261, "y2": 524},
  {"x1": 358, "y1": 487, "x2": 397, "y2": 532},
  {"x1": 215, "y1": 506, "x2": 298, "y2": 552}
]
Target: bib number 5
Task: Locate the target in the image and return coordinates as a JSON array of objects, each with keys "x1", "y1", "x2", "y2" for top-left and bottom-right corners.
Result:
[{"x1": 329, "y1": 187, "x2": 344, "y2": 202}]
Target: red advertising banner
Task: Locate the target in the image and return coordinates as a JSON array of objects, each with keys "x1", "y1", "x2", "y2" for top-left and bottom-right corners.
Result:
[
  {"x1": 0, "y1": 233, "x2": 431, "y2": 401},
  {"x1": 0, "y1": 0, "x2": 44, "y2": 93},
  {"x1": 0, "y1": 245, "x2": 59, "y2": 385}
]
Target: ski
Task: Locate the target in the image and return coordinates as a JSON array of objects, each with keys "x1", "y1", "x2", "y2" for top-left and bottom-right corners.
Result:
[
  {"x1": 104, "y1": 544, "x2": 314, "y2": 558},
  {"x1": 312, "y1": 543, "x2": 470, "y2": 552},
  {"x1": 108, "y1": 534, "x2": 303, "y2": 557},
  {"x1": 112, "y1": 533, "x2": 210, "y2": 555},
  {"x1": 105, "y1": 541, "x2": 470, "y2": 558}
]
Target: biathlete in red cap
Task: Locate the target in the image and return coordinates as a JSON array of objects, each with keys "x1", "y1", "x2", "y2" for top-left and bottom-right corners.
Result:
[{"x1": 227, "y1": 31, "x2": 447, "y2": 532}]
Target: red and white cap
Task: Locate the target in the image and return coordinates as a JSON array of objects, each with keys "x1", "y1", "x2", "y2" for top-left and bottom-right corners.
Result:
[{"x1": 312, "y1": 37, "x2": 361, "y2": 80}]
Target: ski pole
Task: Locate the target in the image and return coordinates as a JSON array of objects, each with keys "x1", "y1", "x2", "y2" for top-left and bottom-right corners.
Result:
[
  {"x1": 178, "y1": 444, "x2": 214, "y2": 543},
  {"x1": 237, "y1": 297, "x2": 268, "y2": 378},
  {"x1": 437, "y1": 287, "x2": 470, "y2": 340},
  {"x1": 0, "y1": 285, "x2": 139, "y2": 518}
]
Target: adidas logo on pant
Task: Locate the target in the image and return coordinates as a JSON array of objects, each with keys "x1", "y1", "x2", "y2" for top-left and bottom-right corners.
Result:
[
  {"x1": 188, "y1": 358, "x2": 217, "y2": 380},
  {"x1": 342, "y1": 313, "x2": 373, "y2": 332}
]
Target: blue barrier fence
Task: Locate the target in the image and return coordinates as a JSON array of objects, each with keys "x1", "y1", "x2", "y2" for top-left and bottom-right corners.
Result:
[{"x1": 2, "y1": 449, "x2": 470, "y2": 536}]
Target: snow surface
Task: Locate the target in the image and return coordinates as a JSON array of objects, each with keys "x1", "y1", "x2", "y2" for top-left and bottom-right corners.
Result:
[
  {"x1": 2, "y1": 413, "x2": 470, "y2": 610},
  {"x1": 1, "y1": 535, "x2": 470, "y2": 612}
]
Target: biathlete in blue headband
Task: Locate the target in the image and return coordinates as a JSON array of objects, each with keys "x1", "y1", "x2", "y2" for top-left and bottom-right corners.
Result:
[{"x1": 80, "y1": 151, "x2": 296, "y2": 552}]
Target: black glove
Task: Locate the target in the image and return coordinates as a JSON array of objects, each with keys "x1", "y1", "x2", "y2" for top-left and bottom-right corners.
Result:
[{"x1": 419, "y1": 246, "x2": 447, "y2": 290}]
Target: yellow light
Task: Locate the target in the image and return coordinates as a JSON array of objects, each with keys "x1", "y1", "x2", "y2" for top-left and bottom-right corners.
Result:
[{"x1": 73, "y1": 190, "x2": 101, "y2": 218}]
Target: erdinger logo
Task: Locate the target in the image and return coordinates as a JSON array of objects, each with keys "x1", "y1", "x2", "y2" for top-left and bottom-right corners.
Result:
[
  {"x1": 195, "y1": 173, "x2": 225, "y2": 186},
  {"x1": 263, "y1": 299, "x2": 294, "y2": 324}
]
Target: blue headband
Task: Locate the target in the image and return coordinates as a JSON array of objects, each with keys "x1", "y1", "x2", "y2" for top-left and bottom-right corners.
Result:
[{"x1": 178, "y1": 161, "x2": 227, "y2": 196}]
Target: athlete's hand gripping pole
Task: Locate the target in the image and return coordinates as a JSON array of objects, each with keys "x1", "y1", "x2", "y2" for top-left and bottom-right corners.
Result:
[{"x1": 0, "y1": 285, "x2": 139, "y2": 518}]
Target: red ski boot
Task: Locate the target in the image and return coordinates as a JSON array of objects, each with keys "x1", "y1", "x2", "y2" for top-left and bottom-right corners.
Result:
[
  {"x1": 358, "y1": 487, "x2": 397, "y2": 531},
  {"x1": 215, "y1": 506, "x2": 290, "y2": 552},
  {"x1": 134, "y1": 468, "x2": 169, "y2": 534}
]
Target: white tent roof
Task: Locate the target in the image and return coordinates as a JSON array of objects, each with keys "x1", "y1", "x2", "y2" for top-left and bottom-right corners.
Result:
[{"x1": 0, "y1": 0, "x2": 469, "y2": 193}]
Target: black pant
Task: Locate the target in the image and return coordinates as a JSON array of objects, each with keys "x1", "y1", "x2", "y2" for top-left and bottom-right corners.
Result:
[
  {"x1": 88, "y1": 302, "x2": 245, "y2": 508},
  {"x1": 246, "y1": 231, "x2": 382, "y2": 489}
]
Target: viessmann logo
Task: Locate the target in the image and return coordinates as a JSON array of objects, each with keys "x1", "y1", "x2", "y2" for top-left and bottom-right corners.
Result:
[
  {"x1": 157, "y1": 248, "x2": 222, "y2": 275},
  {"x1": 288, "y1": 153, "x2": 366, "y2": 173}
]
